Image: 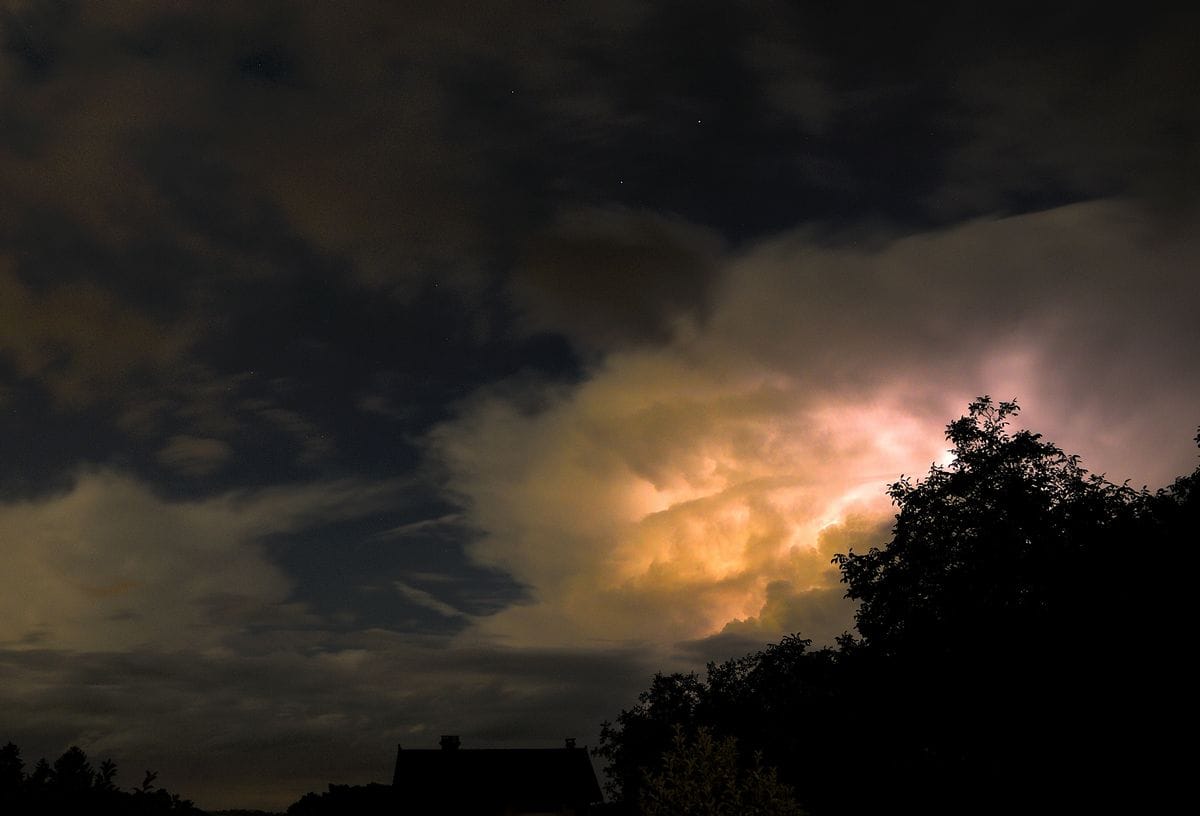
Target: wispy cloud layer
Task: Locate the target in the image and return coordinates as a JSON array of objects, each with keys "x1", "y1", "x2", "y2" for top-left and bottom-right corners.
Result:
[{"x1": 0, "y1": 471, "x2": 403, "y2": 652}]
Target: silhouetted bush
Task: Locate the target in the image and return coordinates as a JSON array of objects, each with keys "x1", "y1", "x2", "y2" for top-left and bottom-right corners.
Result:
[{"x1": 640, "y1": 726, "x2": 804, "y2": 816}]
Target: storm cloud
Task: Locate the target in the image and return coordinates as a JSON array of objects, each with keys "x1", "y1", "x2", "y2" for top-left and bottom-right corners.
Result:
[
  {"x1": 1, "y1": 2, "x2": 1197, "y2": 810},
  {"x1": 434, "y1": 200, "x2": 1200, "y2": 653}
]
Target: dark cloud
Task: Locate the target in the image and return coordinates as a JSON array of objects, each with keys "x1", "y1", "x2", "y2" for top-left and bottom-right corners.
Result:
[
  {"x1": 0, "y1": 0, "x2": 72, "y2": 82},
  {"x1": 0, "y1": 264, "x2": 196, "y2": 410},
  {"x1": 3, "y1": 3, "x2": 1194, "y2": 280},
  {"x1": 267, "y1": 512, "x2": 527, "y2": 636},
  {"x1": 513, "y1": 208, "x2": 724, "y2": 352},
  {"x1": 936, "y1": 6, "x2": 1200, "y2": 217}
]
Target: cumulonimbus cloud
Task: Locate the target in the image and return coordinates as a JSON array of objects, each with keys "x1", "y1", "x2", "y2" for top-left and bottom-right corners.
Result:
[{"x1": 433, "y1": 199, "x2": 1200, "y2": 652}]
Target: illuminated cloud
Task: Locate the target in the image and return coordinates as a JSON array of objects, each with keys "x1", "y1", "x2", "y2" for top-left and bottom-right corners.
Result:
[
  {"x1": 394, "y1": 580, "x2": 465, "y2": 619},
  {"x1": 436, "y1": 200, "x2": 1200, "y2": 651},
  {"x1": 0, "y1": 469, "x2": 403, "y2": 652},
  {"x1": 434, "y1": 366, "x2": 946, "y2": 650}
]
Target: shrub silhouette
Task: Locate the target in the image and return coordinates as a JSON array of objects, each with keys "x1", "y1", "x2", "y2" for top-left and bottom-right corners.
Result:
[{"x1": 640, "y1": 726, "x2": 804, "y2": 816}]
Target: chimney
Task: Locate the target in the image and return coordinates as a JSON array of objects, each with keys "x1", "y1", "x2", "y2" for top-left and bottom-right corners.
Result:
[
  {"x1": 565, "y1": 738, "x2": 577, "y2": 749},
  {"x1": 440, "y1": 735, "x2": 461, "y2": 751}
]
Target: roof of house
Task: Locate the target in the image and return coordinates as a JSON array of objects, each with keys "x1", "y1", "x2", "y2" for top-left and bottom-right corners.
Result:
[{"x1": 392, "y1": 738, "x2": 603, "y2": 812}]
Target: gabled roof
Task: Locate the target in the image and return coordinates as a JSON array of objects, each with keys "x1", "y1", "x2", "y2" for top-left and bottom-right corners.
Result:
[{"x1": 392, "y1": 741, "x2": 603, "y2": 812}]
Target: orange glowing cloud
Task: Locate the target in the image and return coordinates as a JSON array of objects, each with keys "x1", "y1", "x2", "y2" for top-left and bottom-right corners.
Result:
[
  {"x1": 434, "y1": 361, "x2": 950, "y2": 649},
  {"x1": 434, "y1": 200, "x2": 1200, "y2": 652}
]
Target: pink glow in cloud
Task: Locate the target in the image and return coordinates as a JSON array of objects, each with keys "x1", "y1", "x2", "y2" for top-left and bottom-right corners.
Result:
[{"x1": 434, "y1": 200, "x2": 1200, "y2": 652}]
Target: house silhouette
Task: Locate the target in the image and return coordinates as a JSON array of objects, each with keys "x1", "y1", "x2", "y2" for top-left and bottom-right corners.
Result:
[{"x1": 391, "y1": 735, "x2": 603, "y2": 815}]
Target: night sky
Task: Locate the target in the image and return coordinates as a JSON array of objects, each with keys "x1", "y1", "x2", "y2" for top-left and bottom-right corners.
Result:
[{"x1": 2, "y1": 2, "x2": 1198, "y2": 810}]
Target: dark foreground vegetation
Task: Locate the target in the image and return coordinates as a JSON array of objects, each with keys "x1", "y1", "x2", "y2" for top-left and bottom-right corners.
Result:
[
  {"x1": 0, "y1": 742, "x2": 202, "y2": 815},
  {"x1": 595, "y1": 397, "x2": 1198, "y2": 815}
]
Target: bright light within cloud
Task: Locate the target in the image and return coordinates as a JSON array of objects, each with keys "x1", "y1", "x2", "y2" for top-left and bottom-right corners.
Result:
[
  {"x1": 435, "y1": 200, "x2": 1200, "y2": 653},
  {"x1": 434, "y1": 367, "x2": 948, "y2": 649}
]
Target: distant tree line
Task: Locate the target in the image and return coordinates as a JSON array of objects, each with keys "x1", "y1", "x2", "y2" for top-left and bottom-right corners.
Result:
[
  {"x1": 0, "y1": 742, "x2": 202, "y2": 815},
  {"x1": 596, "y1": 397, "x2": 1197, "y2": 816},
  {"x1": 285, "y1": 782, "x2": 394, "y2": 815}
]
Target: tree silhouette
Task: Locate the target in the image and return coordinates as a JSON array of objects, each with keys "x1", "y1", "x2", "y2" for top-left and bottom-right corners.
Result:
[
  {"x1": 596, "y1": 671, "x2": 705, "y2": 805},
  {"x1": 832, "y1": 397, "x2": 1185, "y2": 814},
  {"x1": 97, "y1": 758, "x2": 119, "y2": 792},
  {"x1": 596, "y1": 637, "x2": 848, "y2": 815},
  {"x1": 51, "y1": 745, "x2": 95, "y2": 795},
  {"x1": 0, "y1": 742, "x2": 201, "y2": 815},
  {"x1": 600, "y1": 398, "x2": 1198, "y2": 816},
  {"x1": 0, "y1": 743, "x2": 25, "y2": 811},
  {"x1": 0, "y1": 742, "x2": 23, "y2": 788},
  {"x1": 835, "y1": 396, "x2": 1140, "y2": 654},
  {"x1": 28, "y1": 757, "x2": 50, "y2": 788}
]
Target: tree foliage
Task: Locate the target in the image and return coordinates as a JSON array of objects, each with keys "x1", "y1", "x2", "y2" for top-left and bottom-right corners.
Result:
[
  {"x1": 596, "y1": 637, "x2": 848, "y2": 815},
  {"x1": 835, "y1": 397, "x2": 1142, "y2": 654},
  {"x1": 640, "y1": 727, "x2": 803, "y2": 816},
  {"x1": 0, "y1": 741, "x2": 202, "y2": 815}
]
